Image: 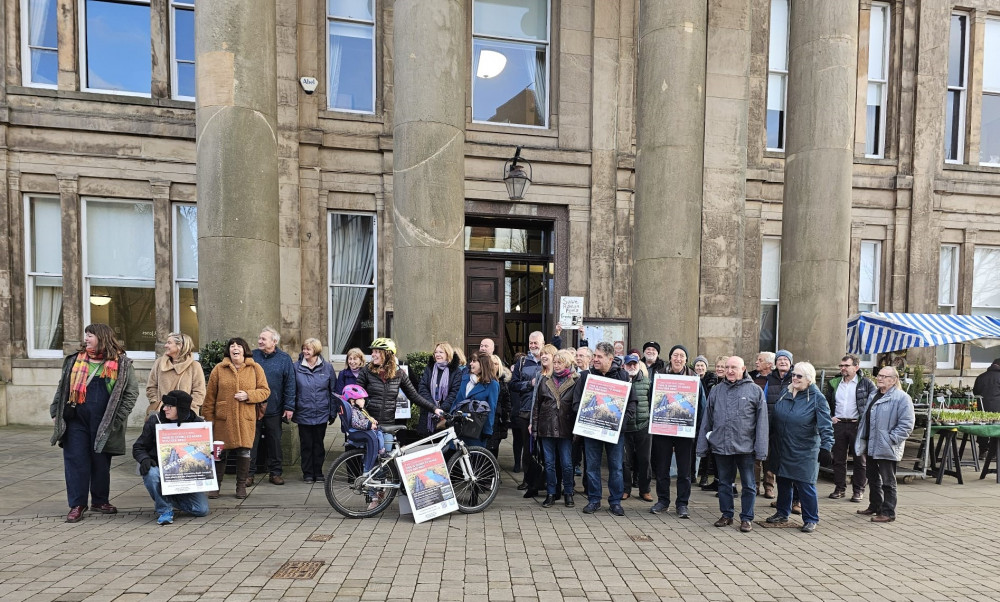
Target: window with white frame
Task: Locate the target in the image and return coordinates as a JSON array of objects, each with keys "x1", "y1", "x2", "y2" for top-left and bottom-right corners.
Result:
[
  {"x1": 858, "y1": 241, "x2": 882, "y2": 366},
  {"x1": 81, "y1": 0, "x2": 152, "y2": 95},
  {"x1": 25, "y1": 196, "x2": 64, "y2": 356},
  {"x1": 21, "y1": 0, "x2": 58, "y2": 87},
  {"x1": 945, "y1": 12, "x2": 969, "y2": 163},
  {"x1": 83, "y1": 199, "x2": 156, "y2": 354},
  {"x1": 472, "y1": 0, "x2": 549, "y2": 128},
  {"x1": 859, "y1": 241, "x2": 881, "y2": 313},
  {"x1": 937, "y1": 244, "x2": 959, "y2": 369},
  {"x1": 766, "y1": 0, "x2": 789, "y2": 151},
  {"x1": 327, "y1": 0, "x2": 375, "y2": 113},
  {"x1": 329, "y1": 212, "x2": 377, "y2": 356},
  {"x1": 171, "y1": 0, "x2": 195, "y2": 100},
  {"x1": 173, "y1": 204, "x2": 199, "y2": 348},
  {"x1": 759, "y1": 237, "x2": 781, "y2": 353},
  {"x1": 972, "y1": 246, "x2": 1000, "y2": 367},
  {"x1": 980, "y1": 18, "x2": 1000, "y2": 166},
  {"x1": 866, "y1": 2, "x2": 890, "y2": 158}
]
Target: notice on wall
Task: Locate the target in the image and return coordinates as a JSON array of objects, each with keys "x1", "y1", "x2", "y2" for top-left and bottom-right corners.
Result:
[
  {"x1": 648, "y1": 374, "x2": 700, "y2": 438},
  {"x1": 396, "y1": 447, "x2": 458, "y2": 523},
  {"x1": 156, "y1": 422, "x2": 217, "y2": 496},
  {"x1": 572, "y1": 374, "x2": 631, "y2": 444},
  {"x1": 396, "y1": 365, "x2": 411, "y2": 419},
  {"x1": 559, "y1": 296, "x2": 585, "y2": 329}
]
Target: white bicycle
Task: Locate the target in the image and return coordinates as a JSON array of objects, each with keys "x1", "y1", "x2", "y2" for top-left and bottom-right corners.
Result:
[{"x1": 324, "y1": 412, "x2": 501, "y2": 519}]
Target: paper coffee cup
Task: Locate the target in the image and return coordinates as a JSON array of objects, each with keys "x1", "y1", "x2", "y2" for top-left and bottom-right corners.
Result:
[{"x1": 212, "y1": 441, "x2": 224, "y2": 461}]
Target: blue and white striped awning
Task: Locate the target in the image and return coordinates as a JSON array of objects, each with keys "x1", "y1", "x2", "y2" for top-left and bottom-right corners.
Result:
[{"x1": 847, "y1": 312, "x2": 1000, "y2": 355}]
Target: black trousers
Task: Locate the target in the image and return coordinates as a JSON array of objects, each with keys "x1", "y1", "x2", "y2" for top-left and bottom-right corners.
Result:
[
  {"x1": 511, "y1": 415, "x2": 526, "y2": 469},
  {"x1": 298, "y1": 423, "x2": 328, "y2": 480},
  {"x1": 623, "y1": 430, "x2": 652, "y2": 495},
  {"x1": 250, "y1": 415, "x2": 284, "y2": 476},
  {"x1": 832, "y1": 420, "x2": 867, "y2": 493},
  {"x1": 865, "y1": 457, "x2": 898, "y2": 517},
  {"x1": 650, "y1": 436, "x2": 693, "y2": 507}
]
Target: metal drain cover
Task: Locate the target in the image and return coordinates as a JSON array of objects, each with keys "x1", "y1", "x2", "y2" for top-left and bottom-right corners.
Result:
[
  {"x1": 629, "y1": 534, "x2": 653, "y2": 542},
  {"x1": 273, "y1": 560, "x2": 325, "y2": 579}
]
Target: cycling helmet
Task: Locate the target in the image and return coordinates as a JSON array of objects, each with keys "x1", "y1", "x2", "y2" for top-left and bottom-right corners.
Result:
[
  {"x1": 369, "y1": 337, "x2": 397, "y2": 355},
  {"x1": 340, "y1": 384, "x2": 369, "y2": 401}
]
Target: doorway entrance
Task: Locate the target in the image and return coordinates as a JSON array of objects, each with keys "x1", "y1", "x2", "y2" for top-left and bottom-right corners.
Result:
[{"x1": 464, "y1": 218, "x2": 554, "y2": 365}]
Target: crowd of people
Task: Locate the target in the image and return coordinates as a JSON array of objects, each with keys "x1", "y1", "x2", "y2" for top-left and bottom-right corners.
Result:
[{"x1": 51, "y1": 322, "x2": 955, "y2": 531}]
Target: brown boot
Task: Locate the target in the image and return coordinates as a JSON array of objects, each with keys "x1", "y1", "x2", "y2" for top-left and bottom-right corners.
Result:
[
  {"x1": 209, "y1": 461, "x2": 224, "y2": 499},
  {"x1": 235, "y1": 456, "x2": 251, "y2": 499}
]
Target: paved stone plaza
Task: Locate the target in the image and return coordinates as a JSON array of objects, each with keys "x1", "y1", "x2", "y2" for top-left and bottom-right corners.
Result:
[{"x1": 1, "y1": 425, "x2": 998, "y2": 602}]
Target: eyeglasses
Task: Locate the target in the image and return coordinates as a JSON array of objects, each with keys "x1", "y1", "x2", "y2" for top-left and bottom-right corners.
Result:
[
  {"x1": 876, "y1": 374, "x2": 896, "y2": 379},
  {"x1": 791, "y1": 373, "x2": 805, "y2": 379},
  {"x1": 837, "y1": 364, "x2": 852, "y2": 368}
]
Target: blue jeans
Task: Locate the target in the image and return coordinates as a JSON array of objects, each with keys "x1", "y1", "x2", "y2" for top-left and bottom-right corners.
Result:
[
  {"x1": 714, "y1": 453, "x2": 757, "y2": 522},
  {"x1": 143, "y1": 467, "x2": 210, "y2": 517},
  {"x1": 583, "y1": 434, "x2": 625, "y2": 505},
  {"x1": 541, "y1": 437, "x2": 574, "y2": 496},
  {"x1": 776, "y1": 476, "x2": 819, "y2": 523}
]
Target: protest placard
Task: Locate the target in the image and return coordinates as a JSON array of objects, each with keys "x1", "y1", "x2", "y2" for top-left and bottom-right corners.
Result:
[
  {"x1": 155, "y1": 422, "x2": 217, "y2": 495},
  {"x1": 559, "y1": 296, "x2": 584, "y2": 329},
  {"x1": 396, "y1": 446, "x2": 458, "y2": 523},
  {"x1": 395, "y1": 365, "x2": 411, "y2": 419},
  {"x1": 572, "y1": 374, "x2": 631, "y2": 444},
  {"x1": 648, "y1": 374, "x2": 700, "y2": 438}
]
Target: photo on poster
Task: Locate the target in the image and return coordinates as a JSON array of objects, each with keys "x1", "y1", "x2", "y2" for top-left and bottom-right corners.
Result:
[
  {"x1": 396, "y1": 446, "x2": 458, "y2": 523},
  {"x1": 649, "y1": 374, "x2": 700, "y2": 438},
  {"x1": 155, "y1": 422, "x2": 217, "y2": 495},
  {"x1": 572, "y1": 374, "x2": 631, "y2": 444}
]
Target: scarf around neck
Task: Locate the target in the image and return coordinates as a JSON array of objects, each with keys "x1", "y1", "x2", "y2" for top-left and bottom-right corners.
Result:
[{"x1": 68, "y1": 351, "x2": 118, "y2": 405}]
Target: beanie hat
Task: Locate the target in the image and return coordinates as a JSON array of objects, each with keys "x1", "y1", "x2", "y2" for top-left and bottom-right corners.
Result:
[
  {"x1": 642, "y1": 341, "x2": 661, "y2": 354},
  {"x1": 667, "y1": 344, "x2": 688, "y2": 360},
  {"x1": 162, "y1": 390, "x2": 193, "y2": 422},
  {"x1": 775, "y1": 349, "x2": 793, "y2": 364},
  {"x1": 693, "y1": 355, "x2": 709, "y2": 367}
]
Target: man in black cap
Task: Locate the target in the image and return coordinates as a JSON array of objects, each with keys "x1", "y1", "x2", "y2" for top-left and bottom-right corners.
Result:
[{"x1": 132, "y1": 390, "x2": 210, "y2": 525}]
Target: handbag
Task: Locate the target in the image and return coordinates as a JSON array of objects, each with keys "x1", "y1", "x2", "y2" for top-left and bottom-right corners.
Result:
[
  {"x1": 255, "y1": 402, "x2": 267, "y2": 421},
  {"x1": 454, "y1": 399, "x2": 490, "y2": 440}
]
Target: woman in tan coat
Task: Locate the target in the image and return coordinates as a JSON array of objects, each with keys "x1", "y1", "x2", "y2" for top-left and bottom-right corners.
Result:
[
  {"x1": 202, "y1": 337, "x2": 270, "y2": 499},
  {"x1": 145, "y1": 332, "x2": 206, "y2": 416}
]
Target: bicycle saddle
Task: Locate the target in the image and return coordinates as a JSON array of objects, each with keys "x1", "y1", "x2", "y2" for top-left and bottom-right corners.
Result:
[{"x1": 382, "y1": 425, "x2": 408, "y2": 434}]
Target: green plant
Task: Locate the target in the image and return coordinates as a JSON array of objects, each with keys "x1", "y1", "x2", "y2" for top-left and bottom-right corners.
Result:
[
  {"x1": 199, "y1": 340, "x2": 228, "y2": 380},
  {"x1": 403, "y1": 351, "x2": 434, "y2": 430},
  {"x1": 910, "y1": 363, "x2": 925, "y2": 401}
]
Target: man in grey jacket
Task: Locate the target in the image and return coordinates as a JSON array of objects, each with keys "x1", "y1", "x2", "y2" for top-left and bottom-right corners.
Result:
[{"x1": 696, "y1": 356, "x2": 768, "y2": 533}]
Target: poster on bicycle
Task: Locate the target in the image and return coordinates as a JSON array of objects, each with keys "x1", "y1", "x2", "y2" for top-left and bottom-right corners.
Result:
[
  {"x1": 572, "y1": 374, "x2": 631, "y2": 444},
  {"x1": 396, "y1": 446, "x2": 458, "y2": 523},
  {"x1": 155, "y1": 422, "x2": 217, "y2": 495},
  {"x1": 648, "y1": 374, "x2": 700, "y2": 438}
]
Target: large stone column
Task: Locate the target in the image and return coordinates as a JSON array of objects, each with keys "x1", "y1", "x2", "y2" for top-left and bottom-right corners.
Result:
[
  {"x1": 779, "y1": 0, "x2": 858, "y2": 366},
  {"x1": 195, "y1": 1, "x2": 280, "y2": 345},
  {"x1": 632, "y1": 1, "x2": 707, "y2": 350},
  {"x1": 391, "y1": 0, "x2": 465, "y2": 355}
]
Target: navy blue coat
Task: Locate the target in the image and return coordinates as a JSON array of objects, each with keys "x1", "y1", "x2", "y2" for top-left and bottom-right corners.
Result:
[
  {"x1": 770, "y1": 384, "x2": 834, "y2": 483},
  {"x1": 292, "y1": 355, "x2": 337, "y2": 426},
  {"x1": 453, "y1": 370, "x2": 501, "y2": 437}
]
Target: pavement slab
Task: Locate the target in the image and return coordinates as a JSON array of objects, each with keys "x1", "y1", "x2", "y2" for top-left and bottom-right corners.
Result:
[{"x1": 1, "y1": 425, "x2": 998, "y2": 600}]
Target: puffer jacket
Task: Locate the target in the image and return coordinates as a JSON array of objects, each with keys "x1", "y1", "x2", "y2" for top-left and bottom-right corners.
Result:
[
  {"x1": 50, "y1": 352, "x2": 138, "y2": 456},
  {"x1": 293, "y1": 354, "x2": 337, "y2": 426},
  {"x1": 531, "y1": 372, "x2": 579, "y2": 438},
  {"x1": 764, "y1": 369, "x2": 792, "y2": 412},
  {"x1": 417, "y1": 353, "x2": 463, "y2": 434},
  {"x1": 855, "y1": 387, "x2": 915, "y2": 461},
  {"x1": 974, "y1": 362, "x2": 1000, "y2": 412},
  {"x1": 625, "y1": 371, "x2": 651, "y2": 432},
  {"x1": 356, "y1": 365, "x2": 436, "y2": 425},
  {"x1": 824, "y1": 373, "x2": 876, "y2": 419}
]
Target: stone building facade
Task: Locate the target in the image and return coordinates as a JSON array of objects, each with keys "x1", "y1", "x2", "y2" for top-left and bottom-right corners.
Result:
[{"x1": 1, "y1": 0, "x2": 999, "y2": 426}]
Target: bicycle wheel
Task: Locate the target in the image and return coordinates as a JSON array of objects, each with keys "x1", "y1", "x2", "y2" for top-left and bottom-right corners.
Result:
[
  {"x1": 325, "y1": 449, "x2": 400, "y2": 518},
  {"x1": 447, "y1": 446, "x2": 500, "y2": 514}
]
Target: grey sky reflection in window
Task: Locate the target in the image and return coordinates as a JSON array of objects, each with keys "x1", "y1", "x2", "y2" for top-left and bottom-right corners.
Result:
[{"x1": 85, "y1": 0, "x2": 151, "y2": 94}]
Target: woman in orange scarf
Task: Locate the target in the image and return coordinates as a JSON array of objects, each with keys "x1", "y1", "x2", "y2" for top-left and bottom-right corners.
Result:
[{"x1": 50, "y1": 324, "x2": 138, "y2": 523}]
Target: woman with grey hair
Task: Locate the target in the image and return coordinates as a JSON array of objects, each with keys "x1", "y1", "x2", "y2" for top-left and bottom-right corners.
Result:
[{"x1": 765, "y1": 361, "x2": 834, "y2": 533}]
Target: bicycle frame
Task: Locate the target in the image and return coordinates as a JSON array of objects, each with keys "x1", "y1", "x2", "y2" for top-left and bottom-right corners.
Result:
[{"x1": 355, "y1": 425, "x2": 473, "y2": 492}]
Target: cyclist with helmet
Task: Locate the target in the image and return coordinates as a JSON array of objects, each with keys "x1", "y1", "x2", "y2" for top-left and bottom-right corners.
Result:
[{"x1": 357, "y1": 338, "x2": 442, "y2": 427}]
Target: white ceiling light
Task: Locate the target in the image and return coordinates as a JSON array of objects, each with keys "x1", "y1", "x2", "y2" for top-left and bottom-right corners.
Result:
[{"x1": 477, "y1": 49, "x2": 507, "y2": 79}]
